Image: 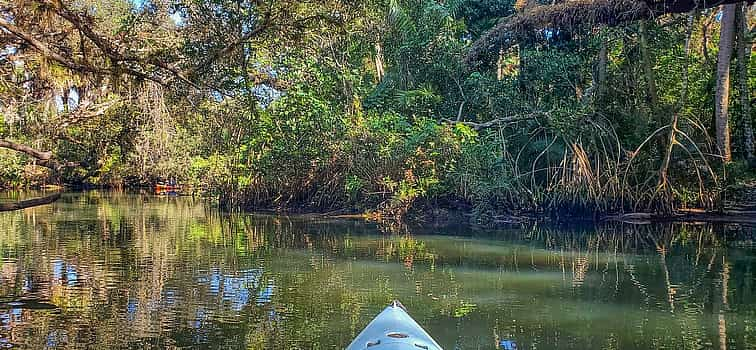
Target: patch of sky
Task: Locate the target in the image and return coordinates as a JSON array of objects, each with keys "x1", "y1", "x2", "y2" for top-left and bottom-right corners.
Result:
[
  {"x1": 543, "y1": 28, "x2": 559, "y2": 41},
  {"x1": 0, "y1": 13, "x2": 15, "y2": 24},
  {"x1": 53, "y1": 87, "x2": 80, "y2": 113},
  {"x1": 130, "y1": 0, "x2": 147, "y2": 8},
  {"x1": 252, "y1": 62, "x2": 281, "y2": 78},
  {"x1": 211, "y1": 90, "x2": 225, "y2": 102},
  {"x1": 241, "y1": 22, "x2": 254, "y2": 35},
  {"x1": 0, "y1": 46, "x2": 17, "y2": 61},
  {"x1": 211, "y1": 3, "x2": 232, "y2": 20},
  {"x1": 245, "y1": 62, "x2": 284, "y2": 108},
  {"x1": 131, "y1": 0, "x2": 184, "y2": 26},
  {"x1": 253, "y1": 85, "x2": 283, "y2": 109},
  {"x1": 170, "y1": 11, "x2": 185, "y2": 26}
]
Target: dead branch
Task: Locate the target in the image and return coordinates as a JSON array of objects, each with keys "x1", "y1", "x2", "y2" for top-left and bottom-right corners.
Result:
[
  {"x1": 0, "y1": 192, "x2": 61, "y2": 212},
  {"x1": 441, "y1": 113, "x2": 541, "y2": 130}
]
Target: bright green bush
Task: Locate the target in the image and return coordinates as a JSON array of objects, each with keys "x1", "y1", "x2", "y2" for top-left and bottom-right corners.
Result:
[{"x1": 0, "y1": 151, "x2": 25, "y2": 189}]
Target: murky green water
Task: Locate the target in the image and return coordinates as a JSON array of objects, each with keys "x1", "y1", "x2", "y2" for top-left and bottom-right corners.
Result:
[{"x1": 0, "y1": 192, "x2": 754, "y2": 349}]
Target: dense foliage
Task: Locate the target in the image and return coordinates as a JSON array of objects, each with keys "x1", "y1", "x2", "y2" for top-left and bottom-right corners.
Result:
[{"x1": 1, "y1": 0, "x2": 754, "y2": 219}]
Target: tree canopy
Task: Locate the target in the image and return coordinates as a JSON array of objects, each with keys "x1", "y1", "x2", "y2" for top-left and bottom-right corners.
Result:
[{"x1": 1, "y1": 0, "x2": 754, "y2": 218}]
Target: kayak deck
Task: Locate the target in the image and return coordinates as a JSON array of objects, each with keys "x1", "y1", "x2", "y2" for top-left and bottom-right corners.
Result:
[{"x1": 347, "y1": 301, "x2": 443, "y2": 350}]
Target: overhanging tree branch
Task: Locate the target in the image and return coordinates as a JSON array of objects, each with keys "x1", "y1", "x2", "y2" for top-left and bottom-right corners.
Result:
[
  {"x1": 0, "y1": 17, "x2": 107, "y2": 74},
  {"x1": 2, "y1": 0, "x2": 199, "y2": 88},
  {"x1": 6, "y1": 0, "x2": 314, "y2": 93},
  {"x1": 0, "y1": 139, "x2": 78, "y2": 171},
  {"x1": 466, "y1": 0, "x2": 753, "y2": 67},
  {"x1": 0, "y1": 16, "x2": 172, "y2": 86}
]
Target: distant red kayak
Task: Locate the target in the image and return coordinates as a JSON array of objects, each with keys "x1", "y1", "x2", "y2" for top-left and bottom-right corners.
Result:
[{"x1": 155, "y1": 184, "x2": 181, "y2": 191}]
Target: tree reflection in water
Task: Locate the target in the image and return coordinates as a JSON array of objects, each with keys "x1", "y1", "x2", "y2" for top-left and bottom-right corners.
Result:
[{"x1": 0, "y1": 192, "x2": 753, "y2": 349}]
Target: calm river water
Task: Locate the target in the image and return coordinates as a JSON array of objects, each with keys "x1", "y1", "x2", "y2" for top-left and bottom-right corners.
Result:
[{"x1": 0, "y1": 192, "x2": 754, "y2": 349}]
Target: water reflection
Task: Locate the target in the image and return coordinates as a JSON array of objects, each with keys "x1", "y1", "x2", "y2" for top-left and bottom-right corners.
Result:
[{"x1": 0, "y1": 192, "x2": 753, "y2": 349}]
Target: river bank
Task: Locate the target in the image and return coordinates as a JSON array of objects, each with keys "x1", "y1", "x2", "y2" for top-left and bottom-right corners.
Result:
[{"x1": 3, "y1": 187, "x2": 756, "y2": 227}]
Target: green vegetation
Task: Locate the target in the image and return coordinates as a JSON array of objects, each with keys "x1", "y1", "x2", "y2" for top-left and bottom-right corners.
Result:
[{"x1": 1, "y1": 0, "x2": 754, "y2": 219}]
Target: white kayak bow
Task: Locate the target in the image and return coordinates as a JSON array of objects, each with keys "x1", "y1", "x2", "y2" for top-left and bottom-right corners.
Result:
[{"x1": 346, "y1": 301, "x2": 443, "y2": 350}]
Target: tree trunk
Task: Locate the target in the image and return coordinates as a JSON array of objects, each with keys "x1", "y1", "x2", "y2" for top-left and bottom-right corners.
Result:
[
  {"x1": 715, "y1": 4, "x2": 737, "y2": 163},
  {"x1": 681, "y1": 11, "x2": 697, "y2": 105},
  {"x1": 518, "y1": 44, "x2": 527, "y2": 92},
  {"x1": 639, "y1": 21, "x2": 659, "y2": 109},
  {"x1": 0, "y1": 193, "x2": 61, "y2": 212},
  {"x1": 595, "y1": 34, "x2": 608, "y2": 101},
  {"x1": 703, "y1": 16, "x2": 711, "y2": 65},
  {"x1": 497, "y1": 47, "x2": 505, "y2": 81},
  {"x1": 639, "y1": 21, "x2": 666, "y2": 155},
  {"x1": 736, "y1": 3, "x2": 754, "y2": 161},
  {"x1": 374, "y1": 40, "x2": 385, "y2": 81}
]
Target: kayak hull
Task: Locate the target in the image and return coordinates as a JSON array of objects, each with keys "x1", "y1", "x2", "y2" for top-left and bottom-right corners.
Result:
[{"x1": 346, "y1": 301, "x2": 443, "y2": 350}]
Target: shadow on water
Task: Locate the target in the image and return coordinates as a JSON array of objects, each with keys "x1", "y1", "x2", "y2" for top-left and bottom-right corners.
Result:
[{"x1": 0, "y1": 191, "x2": 753, "y2": 349}]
